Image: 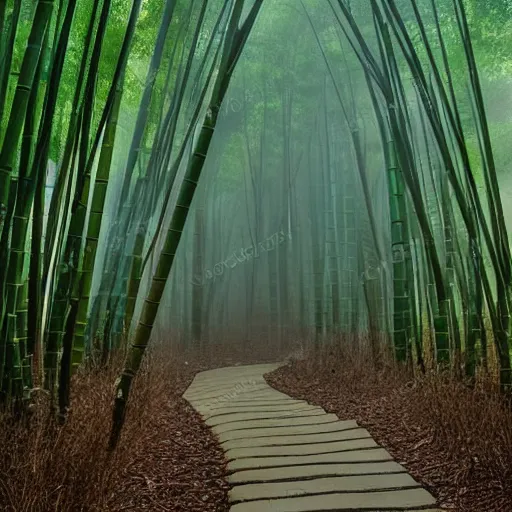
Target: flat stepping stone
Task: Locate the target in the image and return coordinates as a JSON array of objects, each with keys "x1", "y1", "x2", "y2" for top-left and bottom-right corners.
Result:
[
  {"x1": 218, "y1": 420, "x2": 359, "y2": 442},
  {"x1": 228, "y1": 447, "x2": 394, "y2": 471},
  {"x1": 190, "y1": 390, "x2": 292, "y2": 405},
  {"x1": 183, "y1": 364, "x2": 439, "y2": 512},
  {"x1": 212, "y1": 414, "x2": 340, "y2": 434},
  {"x1": 185, "y1": 384, "x2": 265, "y2": 399},
  {"x1": 227, "y1": 461, "x2": 407, "y2": 484},
  {"x1": 201, "y1": 405, "x2": 317, "y2": 419},
  {"x1": 227, "y1": 396, "x2": 298, "y2": 403},
  {"x1": 206, "y1": 407, "x2": 326, "y2": 427},
  {"x1": 191, "y1": 364, "x2": 282, "y2": 384},
  {"x1": 225, "y1": 438, "x2": 378, "y2": 460},
  {"x1": 203, "y1": 400, "x2": 310, "y2": 411},
  {"x1": 185, "y1": 384, "x2": 269, "y2": 401},
  {"x1": 185, "y1": 377, "x2": 265, "y2": 390},
  {"x1": 229, "y1": 489, "x2": 437, "y2": 511},
  {"x1": 229, "y1": 473, "x2": 421, "y2": 502},
  {"x1": 202, "y1": 398, "x2": 306, "y2": 408},
  {"x1": 199, "y1": 402, "x2": 315, "y2": 418},
  {"x1": 222, "y1": 428, "x2": 372, "y2": 450},
  {"x1": 197, "y1": 400, "x2": 307, "y2": 414}
]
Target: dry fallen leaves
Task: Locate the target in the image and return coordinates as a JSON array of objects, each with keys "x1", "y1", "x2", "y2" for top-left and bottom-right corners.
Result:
[{"x1": 267, "y1": 348, "x2": 512, "y2": 512}]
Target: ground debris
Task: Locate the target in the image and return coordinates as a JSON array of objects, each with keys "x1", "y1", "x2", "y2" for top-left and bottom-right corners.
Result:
[{"x1": 267, "y1": 353, "x2": 512, "y2": 512}]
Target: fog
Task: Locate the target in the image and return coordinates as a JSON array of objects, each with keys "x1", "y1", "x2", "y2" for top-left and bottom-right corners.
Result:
[{"x1": 79, "y1": 0, "x2": 512, "y2": 363}]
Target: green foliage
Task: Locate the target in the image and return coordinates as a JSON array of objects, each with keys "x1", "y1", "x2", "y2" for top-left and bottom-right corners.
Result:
[{"x1": 0, "y1": 0, "x2": 512, "y2": 435}]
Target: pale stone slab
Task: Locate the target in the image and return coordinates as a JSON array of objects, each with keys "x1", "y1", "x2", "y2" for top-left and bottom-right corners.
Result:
[
  {"x1": 197, "y1": 400, "x2": 307, "y2": 413},
  {"x1": 189, "y1": 393, "x2": 286, "y2": 407},
  {"x1": 227, "y1": 448, "x2": 394, "y2": 471},
  {"x1": 229, "y1": 473, "x2": 420, "y2": 502},
  {"x1": 187, "y1": 394, "x2": 261, "y2": 405},
  {"x1": 225, "y1": 438, "x2": 377, "y2": 460},
  {"x1": 185, "y1": 383, "x2": 264, "y2": 399},
  {"x1": 212, "y1": 414, "x2": 340, "y2": 434},
  {"x1": 189, "y1": 374, "x2": 265, "y2": 385},
  {"x1": 227, "y1": 461, "x2": 407, "y2": 484},
  {"x1": 227, "y1": 396, "x2": 298, "y2": 403},
  {"x1": 229, "y1": 488, "x2": 437, "y2": 511},
  {"x1": 184, "y1": 364, "x2": 438, "y2": 512},
  {"x1": 193, "y1": 398, "x2": 296, "y2": 412},
  {"x1": 218, "y1": 420, "x2": 359, "y2": 442},
  {"x1": 192, "y1": 364, "x2": 282, "y2": 383},
  {"x1": 201, "y1": 401, "x2": 310, "y2": 413},
  {"x1": 185, "y1": 378, "x2": 265, "y2": 392},
  {"x1": 200, "y1": 402, "x2": 316, "y2": 419},
  {"x1": 185, "y1": 384, "x2": 269, "y2": 402},
  {"x1": 206, "y1": 407, "x2": 325, "y2": 427},
  {"x1": 222, "y1": 428, "x2": 371, "y2": 450},
  {"x1": 190, "y1": 390, "x2": 292, "y2": 405},
  {"x1": 225, "y1": 389, "x2": 291, "y2": 398},
  {"x1": 186, "y1": 375, "x2": 269, "y2": 388},
  {"x1": 187, "y1": 378, "x2": 264, "y2": 388}
]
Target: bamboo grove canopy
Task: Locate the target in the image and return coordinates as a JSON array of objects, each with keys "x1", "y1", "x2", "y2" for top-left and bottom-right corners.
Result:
[{"x1": 1, "y1": 0, "x2": 512, "y2": 444}]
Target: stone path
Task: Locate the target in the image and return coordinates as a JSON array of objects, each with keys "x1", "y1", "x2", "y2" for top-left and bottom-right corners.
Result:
[{"x1": 184, "y1": 363, "x2": 440, "y2": 512}]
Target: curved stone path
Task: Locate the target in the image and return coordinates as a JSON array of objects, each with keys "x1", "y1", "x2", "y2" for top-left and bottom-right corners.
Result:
[{"x1": 184, "y1": 363, "x2": 440, "y2": 512}]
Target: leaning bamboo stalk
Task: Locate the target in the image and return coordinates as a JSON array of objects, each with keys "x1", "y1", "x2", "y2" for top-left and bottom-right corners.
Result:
[
  {"x1": 44, "y1": 0, "x2": 116, "y2": 399},
  {"x1": 43, "y1": 0, "x2": 101, "y2": 282},
  {"x1": 0, "y1": 0, "x2": 54, "y2": 240},
  {"x1": 70, "y1": 73, "x2": 123, "y2": 367},
  {"x1": 120, "y1": 2, "x2": 234, "y2": 342},
  {"x1": 2, "y1": 46, "x2": 46, "y2": 402},
  {"x1": 109, "y1": 0, "x2": 263, "y2": 449},
  {"x1": 0, "y1": 0, "x2": 21, "y2": 137},
  {"x1": 103, "y1": 0, "x2": 209, "y2": 346},
  {"x1": 122, "y1": 54, "x2": 219, "y2": 337},
  {"x1": 0, "y1": 177, "x2": 18, "y2": 389},
  {"x1": 48, "y1": 0, "x2": 143, "y2": 413},
  {"x1": 3, "y1": 0, "x2": 77, "y2": 403}
]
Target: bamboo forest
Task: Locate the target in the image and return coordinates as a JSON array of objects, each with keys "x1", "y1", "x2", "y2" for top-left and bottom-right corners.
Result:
[{"x1": 1, "y1": 0, "x2": 512, "y2": 510}]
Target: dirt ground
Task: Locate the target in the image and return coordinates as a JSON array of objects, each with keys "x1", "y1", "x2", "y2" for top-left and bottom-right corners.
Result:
[
  {"x1": 266, "y1": 351, "x2": 512, "y2": 512},
  {"x1": 0, "y1": 342, "x2": 291, "y2": 512}
]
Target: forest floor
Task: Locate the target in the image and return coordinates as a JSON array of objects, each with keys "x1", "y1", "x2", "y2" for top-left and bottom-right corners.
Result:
[
  {"x1": 266, "y1": 348, "x2": 512, "y2": 512},
  {"x1": 3, "y1": 341, "x2": 510, "y2": 512},
  {"x1": 0, "y1": 342, "x2": 284, "y2": 512}
]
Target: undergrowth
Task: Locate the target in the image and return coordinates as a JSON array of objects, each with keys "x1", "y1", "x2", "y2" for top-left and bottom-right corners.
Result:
[
  {"x1": 0, "y1": 339, "x2": 292, "y2": 512},
  {"x1": 267, "y1": 343, "x2": 512, "y2": 512},
  {"x1": 0, "y1": 347, "x2": 226, "y2": 512}
]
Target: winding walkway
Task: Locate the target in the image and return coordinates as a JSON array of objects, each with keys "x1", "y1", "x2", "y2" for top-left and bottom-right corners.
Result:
[{"x1": 184, "y1": 363, "x2": 440, "y2": 512}]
